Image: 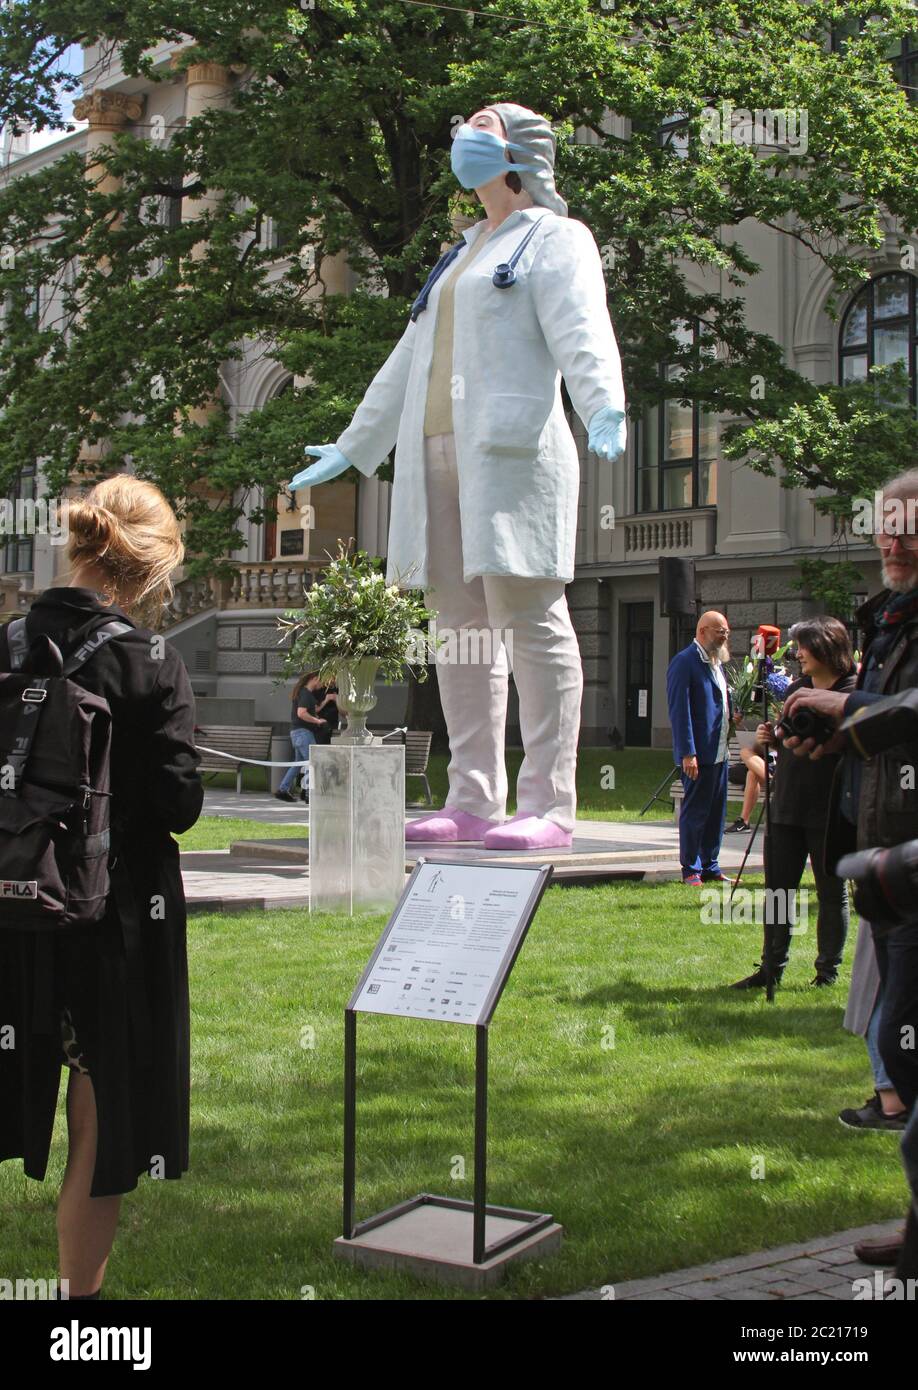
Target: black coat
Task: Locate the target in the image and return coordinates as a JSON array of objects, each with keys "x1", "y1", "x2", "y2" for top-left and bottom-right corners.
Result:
[
  {"x1": 0, "y1": 587, "x2": 204, "y2": 1197},
  {"x1": 768, "y1": 672, "x2": 857, "y2": 828},
  {"x1": 824, "y1": 590, "x2": 918, "y2": 870}
]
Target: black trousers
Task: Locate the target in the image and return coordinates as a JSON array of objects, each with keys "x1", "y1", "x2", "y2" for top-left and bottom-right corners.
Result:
[
  {"x1": 761, "y1": 821, "x2": 850, "y2": 978},
  {"x1": 874, "y1": 921, "x2": 918, "y2": 1113}
]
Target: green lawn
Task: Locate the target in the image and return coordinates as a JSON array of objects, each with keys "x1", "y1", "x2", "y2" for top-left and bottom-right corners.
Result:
[
  {"x1": 0, "y1": 876, "x2": 904, "y2": 1300},
  {"x1": 184, "y1": 746, "x2": 676, "y2": 850}
]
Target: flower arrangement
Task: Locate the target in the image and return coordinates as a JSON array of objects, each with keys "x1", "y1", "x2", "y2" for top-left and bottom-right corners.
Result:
[
  {"x1": 274, "y1": 543, "x2": 438, "y2": 686},
  {"x1": 726, "y1": 642, "x2": 793, "y2": 731}
]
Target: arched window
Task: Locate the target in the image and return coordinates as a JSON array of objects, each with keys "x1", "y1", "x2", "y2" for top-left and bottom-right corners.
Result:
[{"x1": 839, "y1": 271, "x2": 917, "y2": 402}]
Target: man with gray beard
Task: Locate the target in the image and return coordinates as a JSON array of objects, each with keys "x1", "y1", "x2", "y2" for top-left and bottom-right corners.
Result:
[
  {"x1": 781, "y1": 466, "x2": 918, "y2": 1283},
  {"x1": 666, "y1": 610, "x2": 734, "y2": 885}
]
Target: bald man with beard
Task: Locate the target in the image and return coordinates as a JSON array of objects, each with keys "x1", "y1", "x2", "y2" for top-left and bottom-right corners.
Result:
[{"x1": 666, "y1": 611, "x2": 734, "y2": 886}]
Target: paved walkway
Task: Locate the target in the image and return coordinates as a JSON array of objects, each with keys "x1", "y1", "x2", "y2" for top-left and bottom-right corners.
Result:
[
  {"x1": 563, "y1": 1219, "x2": 904, "y2": 1300},
  {"x1": 180, "y1": 790, "x2": 764, "y2": 910}
]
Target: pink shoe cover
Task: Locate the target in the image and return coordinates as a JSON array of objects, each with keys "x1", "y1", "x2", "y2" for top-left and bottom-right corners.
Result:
[
  {"x1": 482, "y1": 816, "x2": 573, "y2": 850},
  {"x1": 405, "y1": 808, "x2": 497, "y2": 843}
]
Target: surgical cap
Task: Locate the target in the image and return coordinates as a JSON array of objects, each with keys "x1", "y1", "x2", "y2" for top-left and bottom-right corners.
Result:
[{"x1": 485, "y1": 102, "x2": 568, "y2": 217}]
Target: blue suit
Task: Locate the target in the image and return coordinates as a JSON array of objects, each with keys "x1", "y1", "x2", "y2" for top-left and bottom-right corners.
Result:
[{"x1": 666, "y1": 641, "x2": 733, "y2": 879}]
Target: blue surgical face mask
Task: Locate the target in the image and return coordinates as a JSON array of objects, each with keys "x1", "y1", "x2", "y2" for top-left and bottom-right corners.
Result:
[{"x1": 449, "y1": 123, "x2": 539, "y2": 190}]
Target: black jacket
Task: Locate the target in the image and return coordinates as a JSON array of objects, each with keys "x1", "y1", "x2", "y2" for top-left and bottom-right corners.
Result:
[
  {"x1": 824, "y1": 590, "x2": 918, "y2": 870},
  {"x1": 767, "y1": 672, "x2": 857, "y2": 828},
  {"x1": 0, "y1": 587, "x2": 204, "y2": 1197}
]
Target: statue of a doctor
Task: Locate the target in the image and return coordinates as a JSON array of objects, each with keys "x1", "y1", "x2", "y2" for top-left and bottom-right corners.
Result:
[{"x1": 290, "y1": 103, "x2": 626, "y2": 849}]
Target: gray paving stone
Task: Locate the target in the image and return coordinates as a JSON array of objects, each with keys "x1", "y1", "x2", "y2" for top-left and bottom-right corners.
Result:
[
  {"x1": 627, "y1": 1290, "x2": 693, "y2": 1301},
  {"x1": 831, "y1": 1261, "x2": 882, "y2": 1279},
  {"x1": 759, "y1": 1277, "x2": 829, "y2": 1297},
  {"x1": 701, "y1": 1273, "x2": 775, "y2": 1293},
  {"x1": 774, "y1": 1263, "x2": 854, "y2": 1289},
  {"x1": 600, "y1": 1273, "x2": 684, "y2": 1298},
  {"x1": 663, "y1": 1280, "x2": 730, "y2": 1299},
  {"x1": 819, "y1": 1247, "x2": 868, "y2": 1266},
  {"x1": 719, "y1": 1289, "x2": 783, "y2": 1301}
]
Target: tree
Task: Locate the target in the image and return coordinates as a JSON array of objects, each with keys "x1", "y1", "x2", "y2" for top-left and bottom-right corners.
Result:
[{"x1": 2, "y1": 0, "x2": 918, "y2": 610}]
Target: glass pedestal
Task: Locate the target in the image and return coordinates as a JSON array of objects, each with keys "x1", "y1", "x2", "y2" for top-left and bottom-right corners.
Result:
[{"x1": 309, "y1": 744, "x2": 406, "y2": 915}]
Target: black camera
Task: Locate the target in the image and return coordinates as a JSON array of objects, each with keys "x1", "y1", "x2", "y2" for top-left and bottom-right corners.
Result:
[
  {"x1": 841, "y1": 688, "x2": 918, "y2": 756},
  {"x1": 837, "y1": 842, "x2": 918, "y2": 928},
  {"x1": 775, "y1": 707, "x2": 836, "y2": 747}
]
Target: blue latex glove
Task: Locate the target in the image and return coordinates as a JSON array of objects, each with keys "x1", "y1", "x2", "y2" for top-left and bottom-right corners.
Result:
[
  {"x1": 289, "y1": 444, "x2": 353, "y2": 490},
  {"x1": 588, "y1": 405, "x2": 627, "y2": 460}
]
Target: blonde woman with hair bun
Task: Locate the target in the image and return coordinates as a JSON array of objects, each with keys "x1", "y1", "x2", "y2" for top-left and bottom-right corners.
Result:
[{"x1": 0, "y1": 473, "x2": 204, "y2": 1300}]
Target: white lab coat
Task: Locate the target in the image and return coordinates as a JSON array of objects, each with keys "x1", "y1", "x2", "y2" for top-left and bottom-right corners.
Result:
[{"x1": 335, "y1": 206, "x2": 625, "y2": 590}]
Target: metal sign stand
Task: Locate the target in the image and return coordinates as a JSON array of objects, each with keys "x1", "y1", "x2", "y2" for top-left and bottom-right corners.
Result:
[{"x1": 335, "y1": 858, "x2": 562, "y2": 1289}]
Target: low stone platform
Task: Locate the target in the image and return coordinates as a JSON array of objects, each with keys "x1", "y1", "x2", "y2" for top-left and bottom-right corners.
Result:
[{"x1": 178, "y1": 790, "x2": 765, "y2": 912}]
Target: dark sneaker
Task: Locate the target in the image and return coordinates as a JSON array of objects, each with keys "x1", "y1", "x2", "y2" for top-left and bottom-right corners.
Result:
[
  {"x1": 854, "y1": 1229, "x2": 905, "y2": 1266},
  {"x1": 839, "y1": 1093, "x2": 909, "y2": 1131},
  {"x1": 727, "y1": 818, "x2": 751, "y2": 833},
  {"x1": 810, "y1": 973, "x2": 838, "y2": 987},
  {"x1": 274, "y1": 790, "x2": 296, "y2": 803}
]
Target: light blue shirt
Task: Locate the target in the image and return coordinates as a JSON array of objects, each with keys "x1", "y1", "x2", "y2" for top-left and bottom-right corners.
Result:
[{"x1": 694, "y1": 639, "x2": 729, "y2": 763}]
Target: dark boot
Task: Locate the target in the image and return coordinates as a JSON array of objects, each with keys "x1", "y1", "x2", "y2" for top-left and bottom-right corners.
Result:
[{"x1": 730, "y1": 962, "x2": 784, "y2": 991}]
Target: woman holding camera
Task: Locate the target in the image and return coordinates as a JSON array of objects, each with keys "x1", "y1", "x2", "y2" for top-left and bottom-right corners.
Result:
[{"x1": 730, "y1": 617, "x2": 856, "y2": 991}]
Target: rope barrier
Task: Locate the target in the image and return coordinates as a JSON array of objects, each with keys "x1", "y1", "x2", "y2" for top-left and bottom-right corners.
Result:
[{"x1": 194, "y1": 728, "x2": 409, "y2": 768}]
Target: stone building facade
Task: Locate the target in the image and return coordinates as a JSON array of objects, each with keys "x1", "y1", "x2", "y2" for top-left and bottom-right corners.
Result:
[{"x1": 1, "y1": 45, "x2": 892, "y2": 746}]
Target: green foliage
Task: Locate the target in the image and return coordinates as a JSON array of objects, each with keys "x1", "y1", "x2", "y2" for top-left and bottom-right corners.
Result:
[
  {"x1": 275, "y1": 544, "x2": 438, "y2": 683},
  {"x1": 1, "y1": 2, "x2": 918, "y2": 571},
  {"x1": 794, "y1": 556, "x2": 867, "y2": 621},
  {"x1": 725, "y1": 362, "x2": 918, "y2": 521}
]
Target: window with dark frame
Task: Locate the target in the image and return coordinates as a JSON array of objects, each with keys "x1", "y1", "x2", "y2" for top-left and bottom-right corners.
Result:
[
  {"x1": 838, "y1": 270, "x2": 917, "y2": 405},
  {"x1": 636, "y1": 319, "x2": 718, "y2": 513},
  {"x1": 831, "y1": 20, "x2": 918, "y2": 102},
  {"x1": 2, "y1": 462, "x2": 37, "y2": 574}
]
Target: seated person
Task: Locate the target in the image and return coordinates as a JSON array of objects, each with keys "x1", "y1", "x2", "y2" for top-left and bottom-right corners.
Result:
[{"x1": 726, "y1": 743, "x2": 776, "y2": 833}]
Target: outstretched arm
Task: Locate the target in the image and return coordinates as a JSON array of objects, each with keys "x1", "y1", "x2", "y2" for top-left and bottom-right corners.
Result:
[
  {"x1": 531, "y1": 218, "x2": 625, "y2": 436},
  {"x1": 333, "y1": 316, "x2": 418, "y2": 478}
]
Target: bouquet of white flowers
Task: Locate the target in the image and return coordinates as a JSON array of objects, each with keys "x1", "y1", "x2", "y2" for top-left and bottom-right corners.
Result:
[{"x1": 275, "y1": 543, "x2": 439, "y2": 685}]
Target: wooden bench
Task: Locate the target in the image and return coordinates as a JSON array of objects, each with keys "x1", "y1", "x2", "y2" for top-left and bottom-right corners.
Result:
[
  {"x1": 194, "y1": 724, "x2": 274, "y2": 795},
  {"x1": 373, "y1": 727, "x2": 435, "y2": 805},
  {"x1": 669, "y1": 734, "x2": 767, "y2": 823}
]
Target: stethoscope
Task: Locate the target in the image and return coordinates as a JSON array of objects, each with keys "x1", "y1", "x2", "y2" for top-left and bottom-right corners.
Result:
[{"x1": 409, "y1": 212, "x2": 551, "y2": 321}]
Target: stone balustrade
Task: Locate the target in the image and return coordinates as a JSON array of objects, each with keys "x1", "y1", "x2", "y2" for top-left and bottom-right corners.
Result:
[
  {"x1": 224, "y1": 560, "x2": 327, "y2": 610},
  {"x1": 610, "y1": 508, "x2": 717, "y2": 562},
  {"x1": 162, "y1": 560, "x2": 327, "y2": 626}
]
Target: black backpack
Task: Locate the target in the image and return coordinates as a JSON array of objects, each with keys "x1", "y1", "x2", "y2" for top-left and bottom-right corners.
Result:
[{"x1": 0, "y1": 611, "x2": 135, "y2": 929}]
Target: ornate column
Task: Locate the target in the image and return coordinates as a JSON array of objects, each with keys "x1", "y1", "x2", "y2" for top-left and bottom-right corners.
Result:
[
  {"x1": 72, "y1": 90, "x2": 146, "y2": 204},
  {"x1": 173, "y1": 58, "x2": 231, "y2": 260},
  {"x1": 169, "y1": 56, "x2": 234, "y2": 503},
  {"x1": 66, "y1": 90, "x2": 146, "y2": 517}
]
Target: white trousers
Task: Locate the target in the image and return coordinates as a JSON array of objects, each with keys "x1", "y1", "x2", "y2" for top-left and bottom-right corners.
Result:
[{"x1": 423, "y1": 432, "x2": 583, "y2": 832}]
